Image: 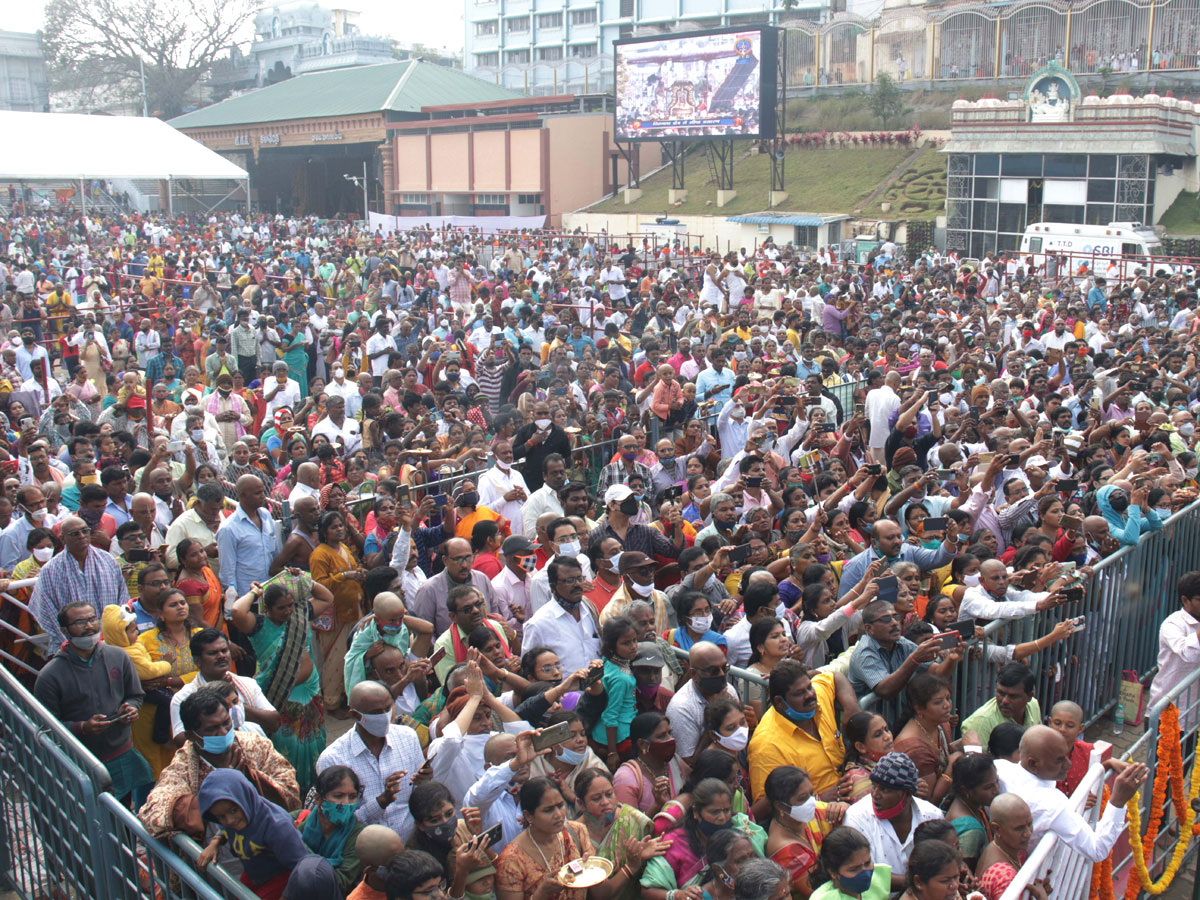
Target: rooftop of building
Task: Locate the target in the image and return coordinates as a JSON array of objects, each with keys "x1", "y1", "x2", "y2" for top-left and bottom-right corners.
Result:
[{"x1": 171, "y1": 59, "x2": 523, "y2": 130}]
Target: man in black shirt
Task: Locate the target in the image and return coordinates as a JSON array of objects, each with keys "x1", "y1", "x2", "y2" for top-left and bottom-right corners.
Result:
[{"x1": 513, "y1": 400, "x2": 571, "y2": 491}]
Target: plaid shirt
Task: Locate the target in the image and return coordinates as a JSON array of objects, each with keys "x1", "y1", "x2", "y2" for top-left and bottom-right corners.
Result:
[
  {"x1": 317, "y1": 725, "x2": 424, "y2": 840},
  {"x1": 30, "y1": 546, "x2": 130, "y2": 647}
]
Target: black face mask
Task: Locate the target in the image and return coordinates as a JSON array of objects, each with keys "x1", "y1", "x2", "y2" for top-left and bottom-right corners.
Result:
[
  {"x1": 697, "y1": 674, "x2": 728, "y2": 696},
  {"x1": 459, "y1": 491, "x2": 479, "y2": 508},
  {"x1": 1109, "y1": 493, "x2": 1129, "y2": 513},
  {"x1": 619, "y1": 496, "x2": 639, "y2": 516}
]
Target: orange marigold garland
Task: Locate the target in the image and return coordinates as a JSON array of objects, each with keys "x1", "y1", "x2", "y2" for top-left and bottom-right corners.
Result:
[
  {"x1": 1089, "y1": 786, "x2": 1114, "y2": 900},
  {"x1": 1123, "y1": 704, "x2": 1200, "y2": 897}
]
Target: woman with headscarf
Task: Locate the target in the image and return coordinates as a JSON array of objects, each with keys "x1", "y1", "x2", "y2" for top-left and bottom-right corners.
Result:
[
  {"x1": 1096, "y1": 483, "x2": 1163, "y2": 546},
  {"x1": 196, "y1": 769, "x2": 331, "y2": 900},
  {"x1": 293, "y1": 765, "x2": 365, "y2": 896}
]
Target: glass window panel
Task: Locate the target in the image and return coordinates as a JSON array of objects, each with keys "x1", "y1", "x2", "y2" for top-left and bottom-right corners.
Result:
[
  {"x1": 973, "y1": 178, "x2": 998, "y2": 199},
  {"x1": 1090, "y1": 155, "x2": 1117, "y2": 177},
  {"x1": 1086, "y1": 204, "x2": 1114, "y2": 225},
  {"x1": 1042, "y1": 204, "x2": 1085, "y2": 224},
  {"x1": 998, "y1": 203, "x2": 1025, "y2": 233},
  {"x1": 1044, "y1": 154, "x2": 1087, "y2": 177},
  {"x1": 974, "y1": 154, "x2": 1000, "y2": 176},
  {"x1": 1001, "y1": 154, "x2": 1042, "y2": 176},
  {"x1": 1087, "y1": 180, "x2": 1115, "y2": 202}
]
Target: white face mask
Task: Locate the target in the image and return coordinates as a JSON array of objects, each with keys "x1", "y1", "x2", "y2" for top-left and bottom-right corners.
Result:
[
  {"x1": 32, "y1": 545, "x2": 53, "y2": 562},
  {"x1": 714, "y1": 725, "x2": 749, "y2": 752},
  {"x1": 556, "y1": 540, "x2": 581, "y2": 557},
  {"x1": 629, "y1": 581, "x2": 654, "y2": 598},
  {"x1": 534, "y1": 418, "x2": 552, "y2": 430},
  {"x1": 788, "y1": 796, "x2": 818, "y2": 823},
  {"x1": 607, "y1": 552, "x2": 622, "y2": 572},
  {"x1": 963, "y1": 573, "x2": 981, "y2": 587},
  {"x1": 689, "y1": 614, "x2": 713, "y2": 632},
  {"x1": 1180, "y1": 423, "x2": 1195, "y2": 438},
  {"x1": 25, "y1": 506, "x2": 46, "y2": 523},
  {"x1": 191, "y1": 428, "x2": 205, "y2": 443}
]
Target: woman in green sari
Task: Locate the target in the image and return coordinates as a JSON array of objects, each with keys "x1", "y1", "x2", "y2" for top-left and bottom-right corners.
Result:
[
  {"x1": 277, "y1": 313, "x2": 309, "y2": 397},
  {"x1": 574, "y1": 768, "x2": 661, "y2": 900},
  {"x1": 229, "y1": 571, "x2": 334, "y2": 796}
]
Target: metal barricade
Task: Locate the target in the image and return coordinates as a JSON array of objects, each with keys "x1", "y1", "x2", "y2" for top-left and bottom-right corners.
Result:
[
  {"x1": 998, "y1": 743, "x2": 1111, "y2": 900},
  {"x1": 170, "y1": 834, "x2": 261, "y2": 900},
  {"x1": 99, "y1": 797, "x2": 247, "y2": 900}
]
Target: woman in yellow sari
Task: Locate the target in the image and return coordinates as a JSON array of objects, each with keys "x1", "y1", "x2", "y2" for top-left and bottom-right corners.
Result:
[
  {"x1": 134, "y1": 588, "x2": 200, "y2": 776},
  {"x1": 308, "y1": 511, "x2": 366, "y2": 718}
]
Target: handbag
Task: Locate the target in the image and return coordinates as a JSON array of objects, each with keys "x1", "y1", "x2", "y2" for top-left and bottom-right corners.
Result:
[{"x1": 1120, "y1": 669, "x2": 1145, "y2": 724}]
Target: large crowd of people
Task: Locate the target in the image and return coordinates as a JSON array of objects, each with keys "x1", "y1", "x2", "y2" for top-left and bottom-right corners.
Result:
[{"x1": 3, "y1": 206, "x2": 1199, "y2": 900}]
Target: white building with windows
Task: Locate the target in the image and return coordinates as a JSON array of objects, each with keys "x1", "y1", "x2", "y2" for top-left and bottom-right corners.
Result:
[{"x1": 464, "y1": 0, "x2": 823, "y2": 94}]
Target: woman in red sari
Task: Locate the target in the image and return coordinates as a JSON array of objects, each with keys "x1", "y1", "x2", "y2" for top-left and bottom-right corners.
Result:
[{"x1": 763, "y1": 766, "x2": 844, "y2": 898}]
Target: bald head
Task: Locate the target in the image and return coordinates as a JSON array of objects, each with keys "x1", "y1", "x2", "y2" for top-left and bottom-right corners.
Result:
[
  {"x1": 1019, "y1": 724, "x2": 1071, "y2": 782},
  {"x1": 373, "y1": 591, "x2": 405, "y2": 618},
  {"x1": 689, "y1": 640, "x2": 725, "y2": 673},
  {"x1": 990, "y1": 792, "x2": 1031, "y2": 826},
  {"x1": 483, "y1": 732, "x2": 517, "y2": 766},
  {"x1": 355, "y1": 824, "x2": 404, "y2": 868},
  {"x1": 1050, "y1": 700, "x2": 1083, "y2": 722},
  {"x1": 297, "y1": 462, "x2": 320, "y2": 488},
  {"x1": 348, "y1": 680, "x2": 391, "y2": 709},
  {"x1": 885, "y1": 371, "x2": 902, "y2": 389}
]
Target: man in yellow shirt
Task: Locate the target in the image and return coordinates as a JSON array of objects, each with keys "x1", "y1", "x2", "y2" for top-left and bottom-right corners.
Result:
[{"x1": 748, "y1": 659, "x2": 861, "y2": 800}]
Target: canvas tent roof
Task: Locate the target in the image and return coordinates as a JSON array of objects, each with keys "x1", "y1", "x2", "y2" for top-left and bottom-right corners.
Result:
[{"x1": 0, "y1": 111, "x2": 248, "y2": 181}]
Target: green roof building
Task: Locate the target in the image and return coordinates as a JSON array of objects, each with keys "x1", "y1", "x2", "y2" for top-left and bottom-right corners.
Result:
[{"x1": 170, "y1": 60, "x2": 523, "y2": 216}]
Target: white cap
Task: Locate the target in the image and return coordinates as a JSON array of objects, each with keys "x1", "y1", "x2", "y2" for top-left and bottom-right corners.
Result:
[{"x1": 604, "y1": 484, "x2": 634, "y2": 504}]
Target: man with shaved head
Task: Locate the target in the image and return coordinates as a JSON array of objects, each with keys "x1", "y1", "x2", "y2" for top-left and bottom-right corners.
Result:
[
  {"x1": 270, "y1": 494, "x2": 320, "y2": 574},
  {"x1": 216, "y1": 473, "x2": 282, "y2": 594},
  {"x1": 317, "y1": 680, "x2": 424, "y2": 840},
  {"x1": 959, "y1": 557, "x2": 1070, "y2": 621},
  {"x1": 462, "y1": 729, "x2": 540, "y2": 853},
  {"x1": 993, "y1": 724, "x2": 1147, "y2": 861},
  {"x1": 349, "y1": 825, "x2": 406, "y2": 900}
]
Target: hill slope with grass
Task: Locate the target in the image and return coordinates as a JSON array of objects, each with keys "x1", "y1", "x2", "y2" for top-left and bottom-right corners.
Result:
[{"x1": 587, "y1": 144, "x2": 946, "y2": 220}]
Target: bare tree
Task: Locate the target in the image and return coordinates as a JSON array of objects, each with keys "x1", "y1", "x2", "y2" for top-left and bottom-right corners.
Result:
[{"x1": 44, "y1": 0, "x2": 256, "y2": 118}]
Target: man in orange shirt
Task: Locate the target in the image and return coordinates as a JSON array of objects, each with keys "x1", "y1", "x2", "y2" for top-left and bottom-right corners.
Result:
[{"x1": 345, "y1": 825, "x2": 403, "y2": 900}]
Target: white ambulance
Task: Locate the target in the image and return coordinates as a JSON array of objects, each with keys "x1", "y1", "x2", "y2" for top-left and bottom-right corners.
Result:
[{"x1": 1019, "y1": 221, "x2": 1163, "y2": 271}]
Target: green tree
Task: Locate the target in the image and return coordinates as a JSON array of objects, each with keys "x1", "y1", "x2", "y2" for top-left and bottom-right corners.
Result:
[
  {"x1": 869, "y1": 72, "x2": 909, "y2": 129},
  {"x1": 44, "y1": 0, "x2": 255, "y2": 118}
]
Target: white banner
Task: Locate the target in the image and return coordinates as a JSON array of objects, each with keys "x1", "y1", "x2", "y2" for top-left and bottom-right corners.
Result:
[{"x1": 368, "y1": 212, "x2": 547, "y2": 234}]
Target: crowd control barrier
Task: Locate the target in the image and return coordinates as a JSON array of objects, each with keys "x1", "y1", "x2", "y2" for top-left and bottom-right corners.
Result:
[{"x1": 0, "y1": 664, "x2": 252, "y2": 900}]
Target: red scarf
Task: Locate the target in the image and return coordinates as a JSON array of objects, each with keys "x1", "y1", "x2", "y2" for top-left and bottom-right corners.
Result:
[{"x1": 449, "y1": 617, "x2": 509, "y2": 664}]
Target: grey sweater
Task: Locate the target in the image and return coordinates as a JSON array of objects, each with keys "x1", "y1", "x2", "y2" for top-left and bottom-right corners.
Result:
[{"x1": 34, "y1": 643, "x2": 144, "y2": 762}]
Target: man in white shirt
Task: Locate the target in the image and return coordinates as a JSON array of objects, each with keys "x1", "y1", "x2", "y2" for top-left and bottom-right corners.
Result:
[
  {"x1": 462, "y1": 730, "x2": 539, "y2": 853},
  {"x1": 522, "y1": 455, "x2": 568, "y2": 536},
  {"x1": 521, "y1": 556, "x2": 600, "y2": 675},
  {"x1": 1147, "y1": 571, "x2": 1200, "y2": 724},
  {"x1": 365, "y1": 319, "x2": 394, "y2": 382},
  {"x1": 599, "y1": 258, "x2": 626, "y2": 302},
  {"x1": 170, "y1": 629, "x2": 279, "y2": 741},
  {"x1": 842, "y1": 752, "x2": 945, "y2": 888},
  {"x1": 865, "y1": 371, "x2": 902, "y2": 463},
  {"x1": 311, "y1": 395, "x2": 362, "y2": 455},
  {"x1": 959, "y1": 559, "x2": 1067, "y2": 621},
  {"x1": 491, "y1": 535, "x2": 537, "y2": 631},
  {"x1": 262, "y1": 361, "x2": 301, "y2": 419},
  {"x1": 995, "y1": 725, "x2": 1146, "y2": 861},
  {"x1": 316, "y1": 681, "x2": 424, "y2": 840},
  {"x1": 477, "y1": 441, "x2": 529, "y2": 536}
]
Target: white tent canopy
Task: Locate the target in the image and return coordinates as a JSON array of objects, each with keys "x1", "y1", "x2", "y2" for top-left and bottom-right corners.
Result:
[{"x1": 0, "y1": 111, "x2": 248, "y2": 181}]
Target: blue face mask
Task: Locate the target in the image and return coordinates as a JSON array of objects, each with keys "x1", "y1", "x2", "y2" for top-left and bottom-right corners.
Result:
[
  {"x1": 200, "y1": 729, "x2": 236, "y2": 755},
  {"x1": 838, "y1": 869, "x2": 875, "y2": 895},
  {"x1": 321, "y1": 800, "x2": 359, "y2": 826},
  {"x1": 556, "y1": 745, "x2": 586, "y2": 765},
  {"x1": 780, "y1": 701, "x2": 816, "y2": 723},
  {"x1": 921, "y1": 538, "x2": 941, "y2": 550},
  {"x1": 379, "y1": 623, "x2": 403, "y2": 636}
]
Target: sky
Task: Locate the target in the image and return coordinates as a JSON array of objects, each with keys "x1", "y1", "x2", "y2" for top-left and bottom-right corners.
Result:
[{"x1": 9, "y1": 1, "x2": 465, "y2": 55}]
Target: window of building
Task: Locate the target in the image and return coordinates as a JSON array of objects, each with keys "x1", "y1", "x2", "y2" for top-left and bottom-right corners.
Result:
[
  {"x1": 569, "y1": 8, "x2": 597, "y2": 25},
  {"x1": 474, "y1": 51, "x2": 499, "y2": 67},
  {"x1": 516, "y1": 194, "x2": 542, "y2": 204},
  {"x1": 537, "y1": 46, "x2": 563, "y2": 61},
  {"x1": 505, "y1": 49, "x2": 530, "y2": 64},
  {"x1": 570, "y1": 43, "x2": 598, "y2": 58},
  {"x1": 474, "y1": 20, "x2": 498, "y2": 36},
  {"x1": 401, "y1": 194, "x2": 428, "y2": 204},
  {"x1": 537, "y1": 12, "x2": 563, "y2": 29},
  {"x1": 506, "y1": 16, "x2": 530, "y2": 32},
  {"x1": 476, "y1": 194, "x2": 507, "y2": 205}
]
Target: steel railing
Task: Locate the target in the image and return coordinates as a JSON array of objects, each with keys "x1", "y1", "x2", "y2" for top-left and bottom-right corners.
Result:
[
  {"x1": 998, "y1": 742, "x2": 1113, "y2": 900},
  {"x1": 857, "y1": 498, "x2": 1200, "y2": 729},
  {"x1": 0, "y1": 662, "x2": 249, "y2": 900}
]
